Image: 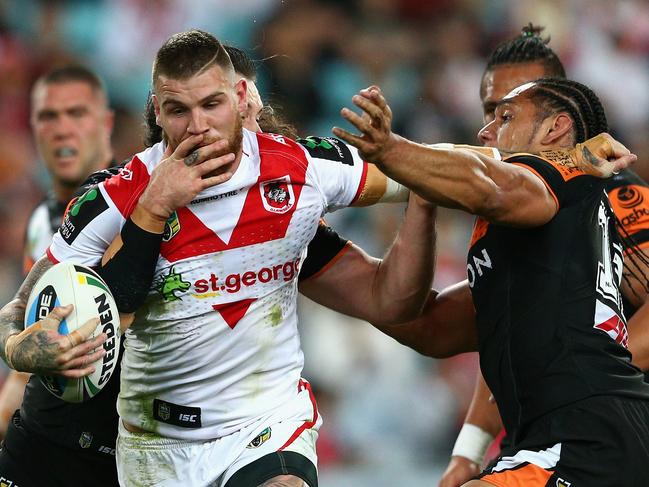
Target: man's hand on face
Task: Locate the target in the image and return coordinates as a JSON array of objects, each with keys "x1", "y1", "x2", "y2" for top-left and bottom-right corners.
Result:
[
  {"x1": 138, "y1": 134, "x2": 236, "y2": 222},
  {"x1": 333, "y1": 86, "x2": 400, "y2": 166},
  {"x1": 4, "y1": 302, "x2": 106, "y2": 377}
]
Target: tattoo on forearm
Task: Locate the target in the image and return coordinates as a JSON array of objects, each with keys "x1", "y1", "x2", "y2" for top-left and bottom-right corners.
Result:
[
  {"x1": 0, "y1": 258, "x2": 53, "y2": 366},
  {"x1": 10, "y1": 331, "x2": 62, "y2": 374}
]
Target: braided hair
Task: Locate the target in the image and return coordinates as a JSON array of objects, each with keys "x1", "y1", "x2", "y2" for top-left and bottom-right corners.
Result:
[
  {"x1": 525, "y1": 77, "x2": 607, "y2": 143},
  {"x1": 525, "y1": 78, "x2": 649, "y2": 299},
  {"x1": 486, "y1": 23, "x2": 566, "y2": 77}
]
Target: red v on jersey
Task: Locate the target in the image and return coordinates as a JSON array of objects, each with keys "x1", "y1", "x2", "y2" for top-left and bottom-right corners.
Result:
[
  {"x1": 160, "y1": 134, "x2": 308, "y2": 262},
  {"x1": 212, "y1": 298, "x2": 257, "y2": 329}
]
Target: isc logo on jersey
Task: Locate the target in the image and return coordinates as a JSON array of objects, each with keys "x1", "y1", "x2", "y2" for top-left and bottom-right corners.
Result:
[{"x1": 24, "y1": 262, "x2": 121, "y2": 403}]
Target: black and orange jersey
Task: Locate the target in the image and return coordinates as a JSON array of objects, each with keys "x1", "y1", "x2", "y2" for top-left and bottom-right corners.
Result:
[
  {"x1": 467, "y1": 154, "x2": 649, "y2": 444},
  {"x1": 606, "y1": 169, "x2": 649, "y2": 252}
]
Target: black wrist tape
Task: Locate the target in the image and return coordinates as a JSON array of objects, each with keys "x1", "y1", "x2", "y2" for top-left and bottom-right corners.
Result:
[{"x1": 96, "y1": 217, "x2": 163, "y2": 313}]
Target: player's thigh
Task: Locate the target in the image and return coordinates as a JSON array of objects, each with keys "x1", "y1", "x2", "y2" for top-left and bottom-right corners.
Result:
[{"x1": 462, "y1": 481, "x2": 492, "y2": 487}]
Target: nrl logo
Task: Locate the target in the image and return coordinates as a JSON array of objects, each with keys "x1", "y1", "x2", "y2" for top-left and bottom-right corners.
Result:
[
  {"x1": 163, "y1": 211, "x2": 180, "y2": 242},
  {"x1": 260, "y1": 176, "x2": 295, "y2": 214},
  {"x1": 79, "y1": 431, "x2": 93, "y2": 449},
  {"x1": 158, "y1": 402, "x2": 171, "y2": 421}
]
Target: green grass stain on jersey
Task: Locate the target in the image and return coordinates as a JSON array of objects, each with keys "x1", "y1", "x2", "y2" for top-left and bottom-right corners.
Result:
[{"x1": 270, "y1": 304, "x2": 282, "y2": 326}]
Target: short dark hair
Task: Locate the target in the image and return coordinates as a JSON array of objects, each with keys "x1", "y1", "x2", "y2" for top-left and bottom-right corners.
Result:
[
  {"x1": 152, "y1": 29, "x2": 233, "y2": 87},
  {"x1": 144, "y1": 44, "x2": 297, "y2": 146},
  {"x1": 33, "y1": 65, "x2": 106, "y2": 98},
  {"x1": 527, "y1": 78, "x2": 608, "y2": 143},
  {"x1": 486, "y1": 23, "x2": 566, "y2": 78}
]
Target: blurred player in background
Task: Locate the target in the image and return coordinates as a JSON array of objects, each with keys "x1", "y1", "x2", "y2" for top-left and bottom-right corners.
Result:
[
  {"x1": 23, "y1": 66, "x2": 115, "y2": 273},
  {"x1": 436, "y1": 25, "x2": 649, "y2": 487},
  {"x1": 0, "y1": 65, "x2": 116, "y2": 485},
  {"x1": 0, "y1": 64, "x2": 114, "y2": 438}
]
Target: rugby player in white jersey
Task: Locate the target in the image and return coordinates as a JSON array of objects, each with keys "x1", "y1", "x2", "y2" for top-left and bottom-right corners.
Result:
[{"x1": 0, "y1": 30, "x2": 437, "y2": 487}]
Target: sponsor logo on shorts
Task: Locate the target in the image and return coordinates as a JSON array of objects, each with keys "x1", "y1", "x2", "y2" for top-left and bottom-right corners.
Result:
[
  {"x1": 98, "y1": 445, "x2": 116, "y2": 456},
  {"x1": 79, "y1": 431, "x2": 93, "y2": 449},
  {"x1": 0, "y1": 476, "x2": 19, "y2": 486},
  {"x1": 153, "y1": 399, "x2": 202, "y2": 428},
  {"x1": 158, "y1": 401, "x2": 171, "y2": 421},
  {"x1": 247, "y1": 427, "x2": 272, "y2": 448},
  {"x1": 261, "y1": 176, "x2": 294, "y2": 214}
]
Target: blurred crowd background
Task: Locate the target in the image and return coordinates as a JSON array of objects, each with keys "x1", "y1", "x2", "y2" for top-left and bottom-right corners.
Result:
[{"x1": 1, "y1": 0, "x2": 648, "y2": 484}]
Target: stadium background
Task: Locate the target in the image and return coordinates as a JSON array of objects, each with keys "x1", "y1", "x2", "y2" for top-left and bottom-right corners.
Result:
[{"x1": 0, "y1": 0, "x2": 648, "y2": 484}]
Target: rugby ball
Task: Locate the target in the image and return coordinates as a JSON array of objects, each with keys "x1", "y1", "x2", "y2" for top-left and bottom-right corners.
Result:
[{"x1": 24, "y1": 262, "x2": 121, "y2": 403}]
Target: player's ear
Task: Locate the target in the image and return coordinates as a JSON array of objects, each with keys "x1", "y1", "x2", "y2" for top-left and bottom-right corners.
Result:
[
  {"x1": 540, "y1": 112, "x2": 573, "y2": 146},
  {"x1": 152, "y1": 95, "x2": 161, "y2": 126},
  {"x1": 234, "y1": 77, "x2": 248, "y2": 117}
]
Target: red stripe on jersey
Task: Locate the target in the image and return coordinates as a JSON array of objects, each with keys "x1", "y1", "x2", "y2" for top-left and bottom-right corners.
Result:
[
  {"x1": 212, "y1": 298, "x2": 257, "y2": 329},
  {"x1": 160, "y1": 134, "x2": 309, "y2": 262},
  {"x1": 350, "y1": 161, "x2": 369, "y2": 205},
  {"x1": 46, "y1": 247, "x2": 60, "y2": 264},
  {"x1": 102, "y1": 157, "x2": 151, "y2": 218},
  {"x1": 279, "y1": 379, "x2": 319, "y2": 451}
]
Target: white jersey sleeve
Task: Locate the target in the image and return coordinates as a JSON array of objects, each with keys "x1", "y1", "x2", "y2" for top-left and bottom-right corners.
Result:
[
  {"x1": 297, "y1": 136, "x2": 367, "y2": 212},
  {"x1": 47, "y1": 149, "x2": 158, "y2": 266}
]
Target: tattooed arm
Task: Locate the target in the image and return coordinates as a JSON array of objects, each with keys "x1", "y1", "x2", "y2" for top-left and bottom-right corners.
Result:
[{"x1": 0, "y1": 257, "x2": 106, "y2": 377}]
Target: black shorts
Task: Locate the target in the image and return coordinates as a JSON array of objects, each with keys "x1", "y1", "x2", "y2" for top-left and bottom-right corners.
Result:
[
  {"x1": 224, "y1": 451, "x2": 318, "y2": 487},
  {"x1": 0, "y1": 412, "x2": 118, "y2": 487},
  {"x1": 479, "y1": 395, "x2": 649, "y2": 487}
]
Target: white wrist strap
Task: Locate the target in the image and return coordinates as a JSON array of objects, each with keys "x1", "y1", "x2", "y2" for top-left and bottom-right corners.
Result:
[{"x1": 451, "y1": 423, "x2": 494, "y2": 465}]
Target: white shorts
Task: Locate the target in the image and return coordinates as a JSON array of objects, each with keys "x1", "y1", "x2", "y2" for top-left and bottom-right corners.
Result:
[{"x1": 116, "y1": 379, "x2": 321, "y2": 487}]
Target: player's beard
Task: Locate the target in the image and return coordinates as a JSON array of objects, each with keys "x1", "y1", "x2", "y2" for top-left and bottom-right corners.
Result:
[{"x1": 204, "y1": 115, "x2": 243, "y2": 179}]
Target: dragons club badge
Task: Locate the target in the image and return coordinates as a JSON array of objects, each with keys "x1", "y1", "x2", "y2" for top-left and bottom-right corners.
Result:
[{"x1": 260, "y1": 176, "x2": 295, "y2": 214}]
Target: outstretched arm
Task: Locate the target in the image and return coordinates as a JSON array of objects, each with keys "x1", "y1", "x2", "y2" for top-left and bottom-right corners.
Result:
[
  {"x1": 373, "y1": 280, "x2": 478, "y2": 357},
  {"x1": 300, "y1": 192, "x2": 436, "y2": 325},
  {"x1": 333, "y1": 87, "x2": 635, "y2": 227}
]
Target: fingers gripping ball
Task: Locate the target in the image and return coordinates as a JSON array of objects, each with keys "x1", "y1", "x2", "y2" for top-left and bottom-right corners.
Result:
[{"x1": 24, "y1": 262, "x2": 121, "y2": 402}]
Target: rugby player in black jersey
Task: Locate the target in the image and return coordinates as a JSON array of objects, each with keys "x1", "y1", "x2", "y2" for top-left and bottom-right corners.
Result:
[
  {"x1": 432, "y1": 25, "x2": 649, "y2": 487},
  {"x1": 334, "y1": 79, "x2": 649, "y2": 486}
]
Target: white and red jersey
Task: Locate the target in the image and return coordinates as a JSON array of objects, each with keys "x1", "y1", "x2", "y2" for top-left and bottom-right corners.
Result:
[{"x1": 48, "y1": 129, "x2": 367, "y2": 440}]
